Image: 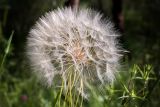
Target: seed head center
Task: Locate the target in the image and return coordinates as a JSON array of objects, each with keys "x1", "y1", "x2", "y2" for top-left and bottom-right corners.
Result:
[{"x1": 73, "y1": 48, "x2": 85, "y2": 61}]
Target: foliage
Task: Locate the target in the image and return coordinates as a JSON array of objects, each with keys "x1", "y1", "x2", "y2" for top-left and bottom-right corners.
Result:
[
  {"x1": 0, "y1": 0, "x2": 160, "y2": 107},
  {"x1": 0, "y1": 48, "x2": 158, "y2": 107}
]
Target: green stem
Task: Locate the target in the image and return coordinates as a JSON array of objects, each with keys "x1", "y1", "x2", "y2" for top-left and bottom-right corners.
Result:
[{"x1": 0, "y1": 31, "x2": 14, "y2": 76}]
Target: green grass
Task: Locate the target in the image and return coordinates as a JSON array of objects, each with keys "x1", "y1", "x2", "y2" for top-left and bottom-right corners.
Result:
[
  {"x1": 0, "y1": 35, "x2": 158, "y2": 106},
  {"x1": 0, "y1": 31, "x2": 14, "y2": 76},
  {"x1": 0, "y1": 1, "x2": 160, "y2": 106},
  {"x1": 0, "y1": 41, "x2": 158, "y2": 107}
]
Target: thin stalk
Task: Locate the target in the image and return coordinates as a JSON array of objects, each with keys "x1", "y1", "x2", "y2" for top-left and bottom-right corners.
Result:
[
  {"x1": 58, "y1": 80, "x2": 64, "y2": 107},
  {"x1": 0, "y1": 31, "x2": 14, "y2": 76}
]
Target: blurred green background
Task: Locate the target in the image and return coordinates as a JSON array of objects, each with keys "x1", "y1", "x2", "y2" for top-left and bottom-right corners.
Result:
[{"x1": 0, "y1": 0, "x2": 160, "y2": 107}]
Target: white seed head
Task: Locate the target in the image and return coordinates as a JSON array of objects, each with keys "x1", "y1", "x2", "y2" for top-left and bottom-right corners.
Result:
[{"x1": 27, "y1": 7, "x2": 123, "y2": 95}]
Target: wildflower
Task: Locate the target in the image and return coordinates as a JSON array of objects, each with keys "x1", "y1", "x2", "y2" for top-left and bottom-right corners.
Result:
[{"x1": 27, "y1": 7, "x2": 122, "y2": 96}]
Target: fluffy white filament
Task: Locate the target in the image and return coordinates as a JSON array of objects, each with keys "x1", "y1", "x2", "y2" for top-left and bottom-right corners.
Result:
[{"x1": 27, "y1": 7, "x2": 122, "y2": 95}]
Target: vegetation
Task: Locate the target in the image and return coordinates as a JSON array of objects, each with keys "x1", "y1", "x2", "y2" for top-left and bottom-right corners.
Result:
[{"x1": 0, "y1": 0, "x2": 159, "y2": 107}]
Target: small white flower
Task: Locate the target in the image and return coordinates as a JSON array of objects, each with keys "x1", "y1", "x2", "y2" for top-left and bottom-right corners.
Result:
[{"x1": 27, "y1": 7, "x2": 123, "y2": 96}]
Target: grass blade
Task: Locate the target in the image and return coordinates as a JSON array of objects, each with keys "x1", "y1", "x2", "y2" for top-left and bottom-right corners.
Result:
[{"x1": 0, "y1": 31, "x2": 14, "y2": 75}]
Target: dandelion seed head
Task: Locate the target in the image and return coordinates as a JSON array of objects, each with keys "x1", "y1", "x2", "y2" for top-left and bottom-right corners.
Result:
[{"x1": 27, "y1": 7, "x2": 123, "y2": 95}]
